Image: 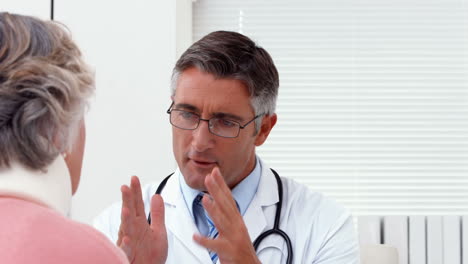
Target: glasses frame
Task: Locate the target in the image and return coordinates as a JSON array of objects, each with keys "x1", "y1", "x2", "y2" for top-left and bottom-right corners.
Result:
[{"x1": 166, "y1": 101, "x2": 262, "y2": 138}]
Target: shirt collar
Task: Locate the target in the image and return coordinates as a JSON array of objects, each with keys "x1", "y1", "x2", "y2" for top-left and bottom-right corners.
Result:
[
  {"x1": 231, "y1": 157, "x2": 261, "y2": 215},
  {"x1": 179, "y1": 156, "x2": 262, "y2": 218},
  {"x1": 0, "y1": 156, "x2": 72, "y2": 216}
]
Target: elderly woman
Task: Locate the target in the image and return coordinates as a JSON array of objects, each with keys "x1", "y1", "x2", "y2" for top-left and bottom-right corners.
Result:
[{"x1": 0, "y1": 13, "x2": 128, "y2": 263}]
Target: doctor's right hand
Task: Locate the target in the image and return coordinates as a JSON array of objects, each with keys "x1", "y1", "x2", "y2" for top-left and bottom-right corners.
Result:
[{"x1": 117, "y1": 176, "x2": 168, "y2": 264}]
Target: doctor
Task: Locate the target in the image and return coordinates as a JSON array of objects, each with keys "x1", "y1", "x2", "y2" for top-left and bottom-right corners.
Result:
[{"x1": 94, "y1": 31, "x2": 359, "y2": 264}]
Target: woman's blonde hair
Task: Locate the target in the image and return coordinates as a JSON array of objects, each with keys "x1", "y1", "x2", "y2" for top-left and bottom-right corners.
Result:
[{"x1": 0, "y1": 12, "x2": 94, "y2": 170}]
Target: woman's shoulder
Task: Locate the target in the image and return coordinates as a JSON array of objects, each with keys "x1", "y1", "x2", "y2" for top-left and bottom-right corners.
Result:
[{"x1": 0, "y1": 197, "x2": 128, "y2": 263}]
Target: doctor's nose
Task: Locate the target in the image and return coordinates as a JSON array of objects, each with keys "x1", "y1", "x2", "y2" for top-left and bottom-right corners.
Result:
[{"x1": 191, "y1": 119, "x2": 215, "y2": 152}]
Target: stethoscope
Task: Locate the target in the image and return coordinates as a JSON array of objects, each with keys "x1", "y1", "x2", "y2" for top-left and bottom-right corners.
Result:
[{"x1": 147, "y1": 169, "x2": 293, "y2": 264}]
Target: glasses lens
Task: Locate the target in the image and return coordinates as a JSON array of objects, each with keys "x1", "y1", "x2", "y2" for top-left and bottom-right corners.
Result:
[
  {"x1": 168, "y1": 110, "x2": 241, "y2": 138},
  {"x1": 209, "y1": 118, "x2": 240, "y2": 138},
  {"x1": 170, "y1": 110, "x2": 199, "y2": 129}
]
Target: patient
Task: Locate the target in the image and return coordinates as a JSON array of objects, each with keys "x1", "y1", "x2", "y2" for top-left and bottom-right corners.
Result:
[{"x1": 0, "y1": 12, "x2": 128, "y2": 263}]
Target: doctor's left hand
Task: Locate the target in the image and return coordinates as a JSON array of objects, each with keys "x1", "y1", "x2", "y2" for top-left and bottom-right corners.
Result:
[
  {"x1": 193, "y1": 167, "x2": 261, "y2": 264},
  {"x1": 118, "y1": 176, "x2": 168, "y2": 264}
]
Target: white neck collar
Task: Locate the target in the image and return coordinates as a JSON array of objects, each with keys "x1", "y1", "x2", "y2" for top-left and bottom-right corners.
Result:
[{"x1": 0, "y1": 156, "x2": 72, "y2": 216}]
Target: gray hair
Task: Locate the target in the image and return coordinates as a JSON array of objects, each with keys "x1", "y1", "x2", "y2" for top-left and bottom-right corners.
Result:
[
  {"x1": 170, "y1": 31, "x2": 279, "y2": 132},
  {"x1": 0, "y1": 12, "x2": 94, "y2": 170}
]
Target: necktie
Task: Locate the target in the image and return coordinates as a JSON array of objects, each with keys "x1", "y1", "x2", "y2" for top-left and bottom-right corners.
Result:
[
  {"x1": 205, "y1": 211, "x2": 219, "y2": 263},
  {"x1": 193, "y1": 193, "x2": 219, "y2": 263}
]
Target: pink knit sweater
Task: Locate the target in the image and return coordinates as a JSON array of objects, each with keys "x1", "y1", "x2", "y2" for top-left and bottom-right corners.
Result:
[
  {"x1": 0, "y1": 197, "x2": 128, "y2": 263},
  {"x1": 0, "y1": 157, "x2": 128, "y2": 263}
]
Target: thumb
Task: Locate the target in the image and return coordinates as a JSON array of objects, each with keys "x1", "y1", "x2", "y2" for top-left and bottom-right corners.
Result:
[{"x1": 150, "y1": 194, "x2": 166, "y2": 230}]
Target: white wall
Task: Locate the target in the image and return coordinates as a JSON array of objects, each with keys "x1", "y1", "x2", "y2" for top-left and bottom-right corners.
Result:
[
  {"x1": 0, "y1": 0, "x2": 50, "y2": 19},
  {"x1": 2, "y1": 0, "x2": 188, "y2": 223},
  {"x1": 55, "y1": 1, "x2": 183, "y2": 223}
]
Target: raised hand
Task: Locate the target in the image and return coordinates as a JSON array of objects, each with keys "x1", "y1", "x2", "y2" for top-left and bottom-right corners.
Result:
[
  {"x1": 117, "y1": 176, "x2": 168, "y2": 264},
  {"x1": 193, "y1": 168, "x2": 261, "y2": 264}
]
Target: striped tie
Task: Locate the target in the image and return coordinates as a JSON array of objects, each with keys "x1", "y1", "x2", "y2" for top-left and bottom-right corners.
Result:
[
  {"x1": 205, "y1": 211, "x2": 219, "y2": 263},
  {"x1": 193, "y1": 194, "x2": 219, "y2": 263}
]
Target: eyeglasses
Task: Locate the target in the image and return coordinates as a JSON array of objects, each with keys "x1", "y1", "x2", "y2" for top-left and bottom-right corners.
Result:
[{"x1": 167, "y1": 102, "x2": 262, "y2": 138}]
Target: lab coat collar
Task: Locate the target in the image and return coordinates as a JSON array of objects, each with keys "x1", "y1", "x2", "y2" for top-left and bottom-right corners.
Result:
[
  {"x1": 243, "y1": 158, "x2": 279, "y2": 242},
  {"x1": 254, "y1": 158, "x2": 280, "y2": 207},
  {"x1": 160, "y1": 167, "x2": 182, "y2": 206},
  {"x1": 0, "y1": 156, "x2": 72, "y2": 216}
]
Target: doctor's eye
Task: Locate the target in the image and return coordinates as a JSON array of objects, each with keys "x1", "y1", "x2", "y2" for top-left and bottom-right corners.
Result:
[
  {"x1": 178, "y1": 110, "x2": 198, "y2": 120},
  {"x1": 215, "y1": 118, "x2": 238, "y2": 128}
]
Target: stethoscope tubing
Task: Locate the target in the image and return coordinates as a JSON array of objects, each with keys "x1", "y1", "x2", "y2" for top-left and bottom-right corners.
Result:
[{"x1": 253, "y1": 169, "x2": 293, "y2": 264}]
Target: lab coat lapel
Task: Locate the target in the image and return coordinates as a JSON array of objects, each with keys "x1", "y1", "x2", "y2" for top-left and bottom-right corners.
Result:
[
  {"x1": 243, "y1": 161, "x2": 279, "y2": 243},
  {"x1": 161, "y1": 171, "x2": 212, "y2": 264}
]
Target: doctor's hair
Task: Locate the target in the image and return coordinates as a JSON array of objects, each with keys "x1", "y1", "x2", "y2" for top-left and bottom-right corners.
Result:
[
  {"x1": 170, "y1": 30, "x2": 279, "y2": 132},
  {"x1": 0, "y1": 12, "x2": 94, "y2": 170}
]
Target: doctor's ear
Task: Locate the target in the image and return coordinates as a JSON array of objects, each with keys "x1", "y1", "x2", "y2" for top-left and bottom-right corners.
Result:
[{"x1": 254, "y1": 113, "x2": 277, "y2": 147}]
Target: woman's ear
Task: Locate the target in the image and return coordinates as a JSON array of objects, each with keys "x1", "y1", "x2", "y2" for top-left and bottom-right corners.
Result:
[{"x1": 254, "y1": 113, "x2": 277, "y2": 146}]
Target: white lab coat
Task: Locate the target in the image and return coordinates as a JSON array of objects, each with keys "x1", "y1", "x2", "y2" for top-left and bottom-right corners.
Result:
[{"x1": 94, "y1": 159, "x2": 359, "y2": 263}]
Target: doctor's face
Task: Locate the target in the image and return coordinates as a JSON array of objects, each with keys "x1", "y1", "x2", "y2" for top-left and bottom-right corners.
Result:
[{"x1": 171, "y1": 67, "x2": 265, "y2": 191}]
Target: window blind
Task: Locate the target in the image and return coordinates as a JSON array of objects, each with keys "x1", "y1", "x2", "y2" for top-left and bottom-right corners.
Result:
[{"x1": 192, "y1": 0, "x2": 468, "y2": 215}]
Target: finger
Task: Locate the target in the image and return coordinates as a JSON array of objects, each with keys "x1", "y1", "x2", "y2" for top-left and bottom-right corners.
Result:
[
  {"x1": 212, "y1": 167, "x2": 235, "y2": 198},
  {"x1": 130, "y1": 175, "x2": 146, "y2": 217},
  {"x1": 149, "y1": 194, "x2": 166, "y2": 231},
  {"x1": 193, "y1": 233, "x2": 222, "y2": 253},
  {"x1": 205, "y1": 170, "x2": 244, "y2": 234},
  {"x1": 121, "y1": 184, "x2": 137, "y2": 217},
  {"x1": 201, "y1": 193, "x2": 215, "y2": 215},
  {"x1": 204, "y1": 168, "x2": 237, "y2": 213},
  {"x1": 119, "y1": 203, "x2": 134, "y2": 239},
  {"x1": 203, "y1": 193, "x2": 238, "y2": 234},
  {"x1": 117, "y1": 204, "x2": 126, "y2": 246},
  {"x1": 117, "y1": 229, "x2": 123, "y2": 246}
]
